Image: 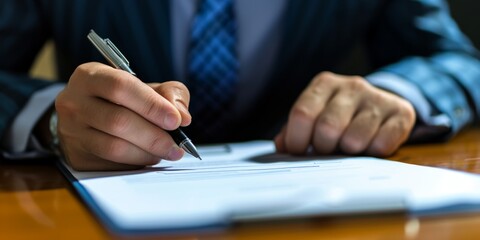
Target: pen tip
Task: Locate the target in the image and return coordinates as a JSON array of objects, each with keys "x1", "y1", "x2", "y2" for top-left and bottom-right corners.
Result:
[
  {"x1": 191, "y1": 151, "x2": 202, "y2": 160},
  {"x1": 182, "y1": 143, "x2": 202, "y2": 160}
]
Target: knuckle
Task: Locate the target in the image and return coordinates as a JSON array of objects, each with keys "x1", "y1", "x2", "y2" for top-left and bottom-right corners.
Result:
[
  {"x1": 348, "y1": 77, "x2": 369, "y2": 91},
  {"x1": 333, "y1": 97, "x2": 355, "y2": 110},
  {"x1": 147, "y1": 136, "x2": 173, "y2": 156},
  {"x1": 312, "y1": 72, "x2": 335, "y2": 88},
  {"x1": 308, "y1": 82, "x2": 324, "y2": 96},
  {"x1": 143, "y1": 95, "x2": 163, "y2": 118},
  {"x1": 395, "y1": 119, "x2": 409, "y2": 133},
  {"x1": 399, "y1": 101, "x2": 416, "y2": 123},
  {"x1": 350, "y1": 75, "x2": 365, "y2": 82},
  {"x1": 391, "y1": 112, "x2": 414, "y2": 136},
  {"x1": 290, "y1": 105, "x2": 316, "y2": 124},
  {"x1": 168, "y1": 81, "x2": 188, "y2": 91},
  {"x1": 173, "y1": 85, "x2": 190, "y2": 103},
  {"x1": 157, "y1": 81, "x2": 190, "y2": 101},
  {"x1": 315, "y1": 71, "x2": 335, "y2": 81},
  {"x1": 108, "y1": 76, "x2": 131, "y2": 101},
  {"x1": 75, "y1": 63, "x2": 91, "y2": 75},
  {"x1": 72, "y1": 63, "x2": 99, "y2": 81},
  {"x1": 312, "y1": 119, "x2": 343, "y2": 154},
  {"x1": 109, "y1": 110, "x2": 131, "y2": 134},
  {"x1": 365, "y1": 106, "x2": 382, "y2": 121},
  {"x1": 315, "y1": 115, "x2": 342, "y2": 140},
  {"x1": 55, "y1": 92, "x2": 75, "y2": 115}
]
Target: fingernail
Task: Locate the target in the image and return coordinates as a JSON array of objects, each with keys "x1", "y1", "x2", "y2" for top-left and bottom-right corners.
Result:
[
  {"x1": 164, "y1": 112, "x2": 179, "y2": 130},
  {"x1": 167, "y1": 146, "x2": 184, "y2": 160}
]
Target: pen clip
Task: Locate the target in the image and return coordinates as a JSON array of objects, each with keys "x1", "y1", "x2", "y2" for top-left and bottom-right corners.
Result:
[
  {"x1": 104, "y1": 38, "x2": 130, "y2": 67},
  {"x1": 87, "y1": 29, "x2": 135, "y2": 75}
]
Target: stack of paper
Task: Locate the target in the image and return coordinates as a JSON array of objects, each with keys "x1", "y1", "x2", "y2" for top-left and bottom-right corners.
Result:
[{"x1": 60, "y1": 141, "x2": 480, "y2": 233}]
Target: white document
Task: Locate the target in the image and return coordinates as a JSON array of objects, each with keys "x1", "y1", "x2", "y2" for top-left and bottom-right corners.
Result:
[{"x1": 62, "y1": 141, "x2": 480, "y2": 231}]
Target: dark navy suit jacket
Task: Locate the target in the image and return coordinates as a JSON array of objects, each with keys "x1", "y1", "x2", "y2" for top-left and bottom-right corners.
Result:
[{"x1": 1, "y1": 0, "x2": 480, "y2": 144}]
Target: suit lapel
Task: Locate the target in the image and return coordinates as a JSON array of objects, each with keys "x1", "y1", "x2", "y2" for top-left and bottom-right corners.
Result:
[
  {"x1": 236, "y1": 0, "x2": 346, "y2": 139},
  {"x1": 230, "y1": 0, "x2": 326, "y2": 139},
  {"x1": 274, "y1": 0, "x2": 312, "y2": 72},
  {"x1": 263, "y1": 0, "x2": 327, "y2": 106},
  {"x1": 272, "y1": 0, "x2": 356, "y2": 78},
  {"x1": 110, "y1": 0, "x2": 173, "y2": 82}
]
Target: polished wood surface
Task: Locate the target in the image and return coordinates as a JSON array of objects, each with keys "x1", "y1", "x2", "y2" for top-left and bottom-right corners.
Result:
[{"x1": 3, "y1": 128, "x2": 480, "y2": 239}]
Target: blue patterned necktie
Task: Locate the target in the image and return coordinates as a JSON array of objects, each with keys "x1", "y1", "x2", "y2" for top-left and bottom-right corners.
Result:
[{"x1": 188, "y1": 0, "x2": 238, "y2": 138}]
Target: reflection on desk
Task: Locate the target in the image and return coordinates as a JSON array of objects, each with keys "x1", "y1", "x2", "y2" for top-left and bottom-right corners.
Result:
[
  {"x1": 3, "y1": 128, "x2": 480, "y2": 239},
  {"x1": 0, "y1": 163, "x2": 108, "y2": 239}
]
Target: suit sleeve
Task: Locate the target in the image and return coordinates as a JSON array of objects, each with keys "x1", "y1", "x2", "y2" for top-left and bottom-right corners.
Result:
[
  {"x1": 0, "y1": 0, "x2": 56, "y2": 152},
  {"x1": 367, "y1": 0, "x2": 480, "y2": 141}
]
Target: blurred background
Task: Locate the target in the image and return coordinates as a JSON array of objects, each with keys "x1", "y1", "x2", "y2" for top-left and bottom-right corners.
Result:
[{"x1": 29, "y1": 0, "x2": 480, "y2": 81}]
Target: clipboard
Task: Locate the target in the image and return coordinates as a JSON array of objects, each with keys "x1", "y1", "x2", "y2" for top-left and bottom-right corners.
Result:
[{"x1": 58, "y1": 141, "x2": 480, "y2": 235}]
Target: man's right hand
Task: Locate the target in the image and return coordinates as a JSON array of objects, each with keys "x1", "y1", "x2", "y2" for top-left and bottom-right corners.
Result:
[{"x1": 55, "y1": 62, "x2": 192, "y2": 171}]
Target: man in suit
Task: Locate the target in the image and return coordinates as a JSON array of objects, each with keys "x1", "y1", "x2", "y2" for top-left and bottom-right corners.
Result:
[{"x1": 1, "y1": 0, "x2": 479, "y2": 170}]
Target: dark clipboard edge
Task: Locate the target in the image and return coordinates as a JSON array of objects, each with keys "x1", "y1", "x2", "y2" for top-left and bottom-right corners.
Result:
[{"x1": 55, "y1": 160, "x2": 229, "y2": 237}]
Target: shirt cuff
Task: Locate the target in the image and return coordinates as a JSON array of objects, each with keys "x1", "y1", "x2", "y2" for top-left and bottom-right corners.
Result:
[
  {"x1": 1, "y1": 83, "x2": 65, "y2": 158},
  {"x1": 366, "y1": 72, "x2": 451, "y2": 127}
]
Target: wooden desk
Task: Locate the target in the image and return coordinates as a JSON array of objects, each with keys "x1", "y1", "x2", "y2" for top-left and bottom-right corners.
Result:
[{"x1": 3, "y1": 128, "x2": 480, "y2": 240}]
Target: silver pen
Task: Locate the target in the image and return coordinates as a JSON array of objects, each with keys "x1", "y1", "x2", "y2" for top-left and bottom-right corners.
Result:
[{"x1": 87, "y1": 29, "x2": 201, "y2": 160}]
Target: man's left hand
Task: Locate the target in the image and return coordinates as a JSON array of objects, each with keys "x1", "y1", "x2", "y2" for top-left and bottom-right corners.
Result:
[{"x1": 274, "y1": 72, "x2": 416, "y2": 157}]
